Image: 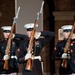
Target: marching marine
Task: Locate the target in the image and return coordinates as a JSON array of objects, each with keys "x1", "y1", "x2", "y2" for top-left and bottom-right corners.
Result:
[
  {"x1": 0, "y1": 26, "x2": 27, "y2": 75},
  {"x1": 17, "y1": 23, "x2": 55, "y2": 75},
  {"x1": 52, "y1": 25, "x2": 75, "y2": 75}
]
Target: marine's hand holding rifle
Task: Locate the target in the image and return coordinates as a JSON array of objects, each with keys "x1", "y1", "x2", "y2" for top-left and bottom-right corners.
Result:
[
  {"x1": 34, "y1": 32, "x2": 41, "y2": 39},
  {"x1": 3, "y1": 55, "x2": 10, "y2": 60},
  {"x1": 25, "y1": 52, "x2": 32, "y2": 60},
  {"x1": 61, "y1": 53, "x2": 67, "y2": 59}
]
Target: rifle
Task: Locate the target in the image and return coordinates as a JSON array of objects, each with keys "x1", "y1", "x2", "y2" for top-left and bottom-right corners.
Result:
[
  {"x1": 25, "y1": 1, "x2": 44, "y2": 71},
  {"x1": 61, "y1": 22, "x2": 75, "y2": 68},
  {"x1": 3, "y1": 7, "x2": 20, "y2": 70}
]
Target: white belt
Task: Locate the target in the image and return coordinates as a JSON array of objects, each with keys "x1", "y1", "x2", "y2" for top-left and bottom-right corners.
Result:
[
  {"x1": 33, "y1": 56, "x2": 44, "y2": 74},
  {"x1": 32, "y1": 56, "x2": 41, "y2": 61},
  {"x1": 11, "y1": 56, "x2": 17, "y2": 59}
]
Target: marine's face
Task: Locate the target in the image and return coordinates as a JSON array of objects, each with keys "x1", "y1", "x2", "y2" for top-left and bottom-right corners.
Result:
[
  {"x1": 63, "y1": 32, "x2": 70, "y2": 39},
  {"x1": 26, "y1": 31, "x2": 33, "y2": 38},
  {"x1": 3, "y1": 32, "x2": 10, "y2": 39}
]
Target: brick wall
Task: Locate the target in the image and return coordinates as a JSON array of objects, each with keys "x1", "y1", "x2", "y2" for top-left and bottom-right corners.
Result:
[
  {"x1": 0, "y1": 0, "x2": 15, "y2": 39},
  {"x1": 54, "y1": 0, "x2": 75, "y2": 11}
]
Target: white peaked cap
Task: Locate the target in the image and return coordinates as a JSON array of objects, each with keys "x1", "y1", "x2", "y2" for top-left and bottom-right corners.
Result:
[
  {"x1": 24, "y1": 23, "x2": 38, "y2": 29},
  {"x1": 1, "y1": 26, "x2": 11, "y2": 30},
  {"x1": 61, "y1": 25, "x2": 73, "y2": 30}
]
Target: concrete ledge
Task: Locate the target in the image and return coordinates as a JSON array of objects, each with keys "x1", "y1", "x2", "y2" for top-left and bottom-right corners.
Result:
[{"x1": 53, "y1": 11, "x2": 75, "y2": 20}]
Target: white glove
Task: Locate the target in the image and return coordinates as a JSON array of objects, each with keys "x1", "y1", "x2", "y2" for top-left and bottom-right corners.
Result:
[
  {"x1": 61, "y1": 53, "x2": 67, "y2": 59},
  {"x1": 72, "y1": 34, "x2": 75, "y2": 39},
  {"x1": 25, "y1": 53, "x2": 32, "y2": 60},
  {"x1": 3, "y1": 55, "x2": 10, "y2": 60},
  {"x1": 12, "y1": 33, "x2": 15, "y2": 39},
  {"x1": 34, "y1": 32, "x2": 41, "y2": 39}
]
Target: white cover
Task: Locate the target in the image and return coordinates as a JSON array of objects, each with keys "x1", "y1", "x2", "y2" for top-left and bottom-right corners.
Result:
[
  {"x1": 61, "y1": 25, "x2": 73, "y2": 30},
  {"x1": 24, "y1": 23, "x2": 38, "y2": 29},
  {"x1": 1, "y1": 26, "x2": 11, "y2": 30}
]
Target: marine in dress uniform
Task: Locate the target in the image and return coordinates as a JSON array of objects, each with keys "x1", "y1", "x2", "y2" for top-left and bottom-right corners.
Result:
[
  {"x1": 0, "y1": 26, "x2": 27, "y2": 75},
  {"x1": 52, "y1": 25, "x2": 75, "y2": 75},
  {"x1": 17, "y1": 23, "x2": 55, "y2": 75}
]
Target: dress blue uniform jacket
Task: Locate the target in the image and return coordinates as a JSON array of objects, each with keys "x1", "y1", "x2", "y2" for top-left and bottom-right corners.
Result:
[
  {"x1": 0, "y1": 34, "x2": 27, "y2": 74},
  {"x1": 52, "y1": 39, "x2": 75, "y2": 74},
  {"x1": 17, "y1": 31, "x2": 55, "y2": 75}
]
